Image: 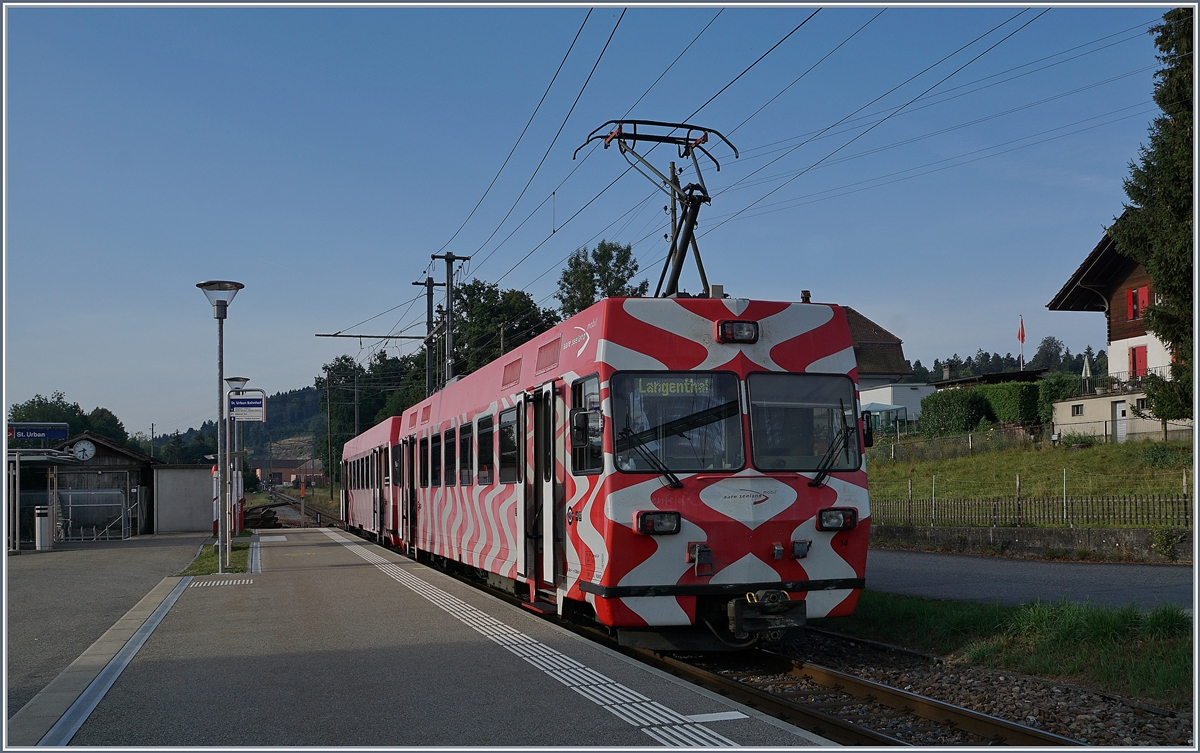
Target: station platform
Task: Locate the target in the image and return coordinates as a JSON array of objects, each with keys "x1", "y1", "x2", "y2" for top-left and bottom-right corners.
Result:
[{"x1": 8, "y1": 528, "x2": 832, "y2": 747}]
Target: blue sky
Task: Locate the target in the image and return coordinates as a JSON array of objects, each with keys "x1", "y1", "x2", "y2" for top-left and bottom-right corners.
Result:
[{"x1": 5, "y1": 5, "x2": 1168, "y2": 436}]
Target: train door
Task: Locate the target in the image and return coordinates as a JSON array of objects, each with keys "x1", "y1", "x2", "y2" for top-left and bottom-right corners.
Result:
[
  {"x1": 535, "y1": 381, "x2": 563, "y2": 587},
  {"x1": 509, "y1": 396, "x2": 530, "y2": 580},
  {"x1": 404, "y1": 437, "x2": 417, "y2": 556}
]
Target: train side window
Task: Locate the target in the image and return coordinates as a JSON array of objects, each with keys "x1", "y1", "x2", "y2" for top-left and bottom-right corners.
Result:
[
  {"x1": 460, "y1": 423, "x2": 474, "y2": 486},
  {"x1": 430, "y1": 433, "x2": 442, "y2": 487},
  {"x1": 477, "y1": 416, "x2": 494, "y2": 485},
  {"x1": 444, "y1": 428, "x2": 457, "y2": 486},
  {"x1": 419, "y1": 438, "x2": 429, "y2": 488},
  {"x1": 571, "y1": 375, "x2": 603, "y2": 475},
  {"x1": 393, "y1": 448, "x2": 402, "y2": 485},
  {"x1": 498, "y1": 408, "x2": 521, "y2": 484}
]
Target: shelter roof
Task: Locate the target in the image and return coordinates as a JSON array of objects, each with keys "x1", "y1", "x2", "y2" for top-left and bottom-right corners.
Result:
[{"x1": 52, "y1": 431, "x2": 160, "y2": 465}]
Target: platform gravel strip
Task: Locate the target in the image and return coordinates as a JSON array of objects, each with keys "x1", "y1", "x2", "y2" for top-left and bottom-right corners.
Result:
[
  {"x1": 322, "y1": 530, "x2": 737, "y2": 747},
  {"x1": 249, "y1": 541, "x2": 261, "y2": 573}
]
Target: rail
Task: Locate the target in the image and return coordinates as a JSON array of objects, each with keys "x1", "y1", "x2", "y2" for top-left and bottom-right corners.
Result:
[{"x1": 267, "y1": 490, "x2": 344, "y2": 526}]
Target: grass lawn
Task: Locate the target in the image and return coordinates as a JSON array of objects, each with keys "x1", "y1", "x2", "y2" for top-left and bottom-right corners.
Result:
[
  {"x1": 814, "y1": 589, "x2": 1193, "y2": 710},
  {"x1": 869, "y1": 439, "x2": 1192, "y2": 500},
  {"x1": 179, "y1": 539, "x2": 251, "y2": 575}
]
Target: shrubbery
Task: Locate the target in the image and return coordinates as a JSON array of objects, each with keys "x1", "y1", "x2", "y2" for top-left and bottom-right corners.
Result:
[
  {"x1": 975, "y1": 382, "x2": 1039, "y2": 424},
  {"x1": 1037, "y1": 372, "x2": 1082, "y2": 423},
  {"x1": 920, "y1": 389, "x2": 993, "y2": 436}
]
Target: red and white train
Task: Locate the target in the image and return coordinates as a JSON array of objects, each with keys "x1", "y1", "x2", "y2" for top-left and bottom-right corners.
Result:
[{"x1": 341, "y1": 295, "x2": 873, "y2": 649}]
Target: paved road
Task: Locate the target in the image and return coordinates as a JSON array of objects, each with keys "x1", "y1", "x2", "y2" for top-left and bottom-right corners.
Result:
[
  {"x1": 6, "y1": 533, "x2": 210, "y2": 718},
  {"x1": 866, "y1": 548, "x2": 1194, "y2": 612}
]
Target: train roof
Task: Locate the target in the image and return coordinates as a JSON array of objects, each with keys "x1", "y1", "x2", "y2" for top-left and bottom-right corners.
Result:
[{"x1": 344, "y1": 295, "x2": 854, "y2": 451}]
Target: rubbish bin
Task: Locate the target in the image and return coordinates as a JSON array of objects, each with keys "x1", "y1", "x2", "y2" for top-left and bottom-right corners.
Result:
[{"x1": 35, "y1": 505, "x2": 52, "y2": 551}]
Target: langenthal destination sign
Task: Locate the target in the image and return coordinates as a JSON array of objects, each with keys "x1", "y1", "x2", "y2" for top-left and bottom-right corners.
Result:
[
  {"x1": 7, "y1": 422, "x2": 70, "y2": 440},
  {"x1": 228, "y1": 392, "x2": 266, "y2": 422}
]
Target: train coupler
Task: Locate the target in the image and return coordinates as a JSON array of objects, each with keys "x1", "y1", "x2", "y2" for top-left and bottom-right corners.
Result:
[{"x1": 727, "y1": 589, "x2": 805, "y2": 641}]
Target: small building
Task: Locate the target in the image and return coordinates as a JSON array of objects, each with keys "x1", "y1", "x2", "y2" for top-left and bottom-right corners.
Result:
[
  {"x1": 859, "y1": 383, "x2": 936, "y2": 422},
  {"x1": 49, "y1": 432, "x2": 158, "y2": 540},
  {"x1": 1046, "y1": 227, "x2": 1191, "y2": 441}
]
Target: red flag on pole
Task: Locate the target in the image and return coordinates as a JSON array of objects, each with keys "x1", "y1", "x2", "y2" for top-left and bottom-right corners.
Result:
[{"x1": 1017, "y1": 316, "x2": 1025, "y2": 344}]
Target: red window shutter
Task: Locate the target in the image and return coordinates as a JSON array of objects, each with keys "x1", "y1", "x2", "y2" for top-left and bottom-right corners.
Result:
[
  {"x1": 1137, "y1": 346, "x2": 1147, "y2": 376},
  {"x1": 1127, "y1": 289, "x2": 1135, "y2": 320},
  {"x1": 1139, "y1": 286, "x2": 1149, "y2": 314}
]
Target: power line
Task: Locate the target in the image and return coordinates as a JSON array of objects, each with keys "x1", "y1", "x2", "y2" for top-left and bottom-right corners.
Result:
[
  {"x1": 705, "y1": 9, "x2": 1050, "y2": 236},
  {"x1": 467, "y1": 9, "x2": 626, "y2": 276},
  {"x1": 432, "y1": 9, "x2": 593, "y2": 256}
]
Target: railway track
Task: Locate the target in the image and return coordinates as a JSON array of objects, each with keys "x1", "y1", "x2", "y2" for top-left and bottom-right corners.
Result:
[
  {"x1": 259, "y1": 491, "x2": 344, "y2": 526},
  {"x1": 637, "y1": 648, "x2": 1084, "y2": 746}
]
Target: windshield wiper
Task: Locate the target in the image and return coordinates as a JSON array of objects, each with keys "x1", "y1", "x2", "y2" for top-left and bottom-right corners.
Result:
[
  {"x1": 618, "y1": 427, "x2": 683, "y2": 488},
  {"x1": 808, "y1": 399, "x2": 853, "y2": 488}
]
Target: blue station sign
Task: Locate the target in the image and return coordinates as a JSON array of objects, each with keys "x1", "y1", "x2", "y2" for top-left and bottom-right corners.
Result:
[{"x1": 8, "y1": 422, "x2": 71, "y2": 440}]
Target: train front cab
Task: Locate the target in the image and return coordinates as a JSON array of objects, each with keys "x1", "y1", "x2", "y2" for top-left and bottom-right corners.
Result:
[{"x1": 566, "y1": 367, "x2": 872, "y2": 650}]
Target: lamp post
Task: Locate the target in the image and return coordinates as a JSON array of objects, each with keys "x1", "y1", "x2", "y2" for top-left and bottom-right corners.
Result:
[
  {"x1": 225, "y1": 376, "x2": 249, "y2": 566},
  {"x1": 198, "y1": 280, "x2": 244, "y2": 573}
]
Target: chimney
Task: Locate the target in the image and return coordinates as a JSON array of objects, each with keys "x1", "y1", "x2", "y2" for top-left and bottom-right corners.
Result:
[
  {"x1": 800, "y1": 290, "x2": 811, "y2": 303},
  {"x1": 943, "y1": 364, "x2": 953, "y2": 381}
]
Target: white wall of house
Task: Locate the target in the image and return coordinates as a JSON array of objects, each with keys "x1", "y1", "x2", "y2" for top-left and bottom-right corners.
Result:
[
  {"x1": 859, "y1": 384, "x2": 936, "y2": 419},
  {"x1": 1110, "y1": 333, "x2": 1173, "y2": 377},
  {"x1": 1052, "y1": 393, "x2": 1191, "y2": 442}
]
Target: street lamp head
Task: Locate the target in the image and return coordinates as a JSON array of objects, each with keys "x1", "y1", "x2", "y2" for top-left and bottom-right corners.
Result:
[
  {"x1": 225, "y1": 376, "x2": 250, "y2": 391},
  {"x1": 197, "y1": 281, "x2": 244, "y2": 319}
]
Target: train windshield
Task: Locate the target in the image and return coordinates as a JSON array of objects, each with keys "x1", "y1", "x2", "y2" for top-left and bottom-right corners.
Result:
[
  {"x1": 747, "y1": 373, "x2": 860, "y2": 472},
  {"x1": 611, "y1": 372, "x2": 743, "y2": 473}
]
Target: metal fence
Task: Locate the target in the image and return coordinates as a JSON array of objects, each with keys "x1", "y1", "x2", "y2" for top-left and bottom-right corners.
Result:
[
  {"x1": 57, "y1": 489, "x2": 132, "y2": 541},
  {"x1": 871, "y1": 494, "x2": 1192, "y2": 529},
  {"x1": 867, "y1": 425, "x2": 1038, "y2": 464}
]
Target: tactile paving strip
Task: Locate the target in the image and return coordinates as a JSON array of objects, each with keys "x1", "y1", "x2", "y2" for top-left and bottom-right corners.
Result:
[{"x1": 323, "y1": 529, "x2": 737, "y2": 747}]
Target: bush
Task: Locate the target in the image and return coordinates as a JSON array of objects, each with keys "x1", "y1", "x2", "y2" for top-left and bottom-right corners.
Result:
[
  {"x1": 1143, "y1": 443, "x2": 1192, "y2": 469},
  {"x1": 1037, "y1": 372, "x2": 1082, "y2": 423},
  {"x1": 920, "y1": 389, "x2": 993, "y2": 437},
  {"x1": 975, "y1": 382, "x2": 1039, "y2": 424}
]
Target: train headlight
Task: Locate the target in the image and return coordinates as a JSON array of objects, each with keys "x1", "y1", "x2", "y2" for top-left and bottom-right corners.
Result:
[
  {"x1": 635, "y1": 510, "x2": 681, "y2": 535},
  {"x1": 716, "y1": 320, "x2": 759, "y2": 344},
  {"x1": 816, "y1": 507, "x2": 858, "y2": 531}
]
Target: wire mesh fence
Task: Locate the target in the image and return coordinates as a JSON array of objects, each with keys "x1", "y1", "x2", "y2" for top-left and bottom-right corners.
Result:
[
  {"x1": 867, "y1": 425, "x2": 1040, "y2": 464},
  {"x1": 871, "y1": 494, "x2": 1192, "y2": 529}
]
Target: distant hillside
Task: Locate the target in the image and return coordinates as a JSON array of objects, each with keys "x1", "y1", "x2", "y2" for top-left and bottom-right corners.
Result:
[{"x1": 256, "y1": 434, "x2": 316, "y2": 461}]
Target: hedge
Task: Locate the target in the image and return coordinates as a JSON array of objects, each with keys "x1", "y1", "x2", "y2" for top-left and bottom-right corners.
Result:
[
  {"x1": 919, "y1": 389, "x2": 993, "y2": 436},
  {"x1": 1037, "y1": 372, "x2": 1083, "y2": 423},
  {"x1": 975, "y1": 382, "x2": 1039, "y2": 424}
]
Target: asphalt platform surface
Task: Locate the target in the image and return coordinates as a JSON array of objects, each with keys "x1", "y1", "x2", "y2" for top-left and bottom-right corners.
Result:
[
  {"x1": 5, "y1": 532, "x2": 209, "y2": 718},
  {"x1": 866, "y1": 548, "x2": 1194, "y2": 611},
  {"x1": 7, "y1": 529, "x2": 825, "y2": 747}
]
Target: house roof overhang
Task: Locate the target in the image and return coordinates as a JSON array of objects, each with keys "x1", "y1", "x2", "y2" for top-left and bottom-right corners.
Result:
[{"x1": 1046, "y1": 228, "x2": 1137, "y2": 313}]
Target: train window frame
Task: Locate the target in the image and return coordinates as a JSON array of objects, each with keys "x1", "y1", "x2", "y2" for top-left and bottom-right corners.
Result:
[
  {"x1": 430, "y1": 432, "x2": 442, "y2": 488},
  {"x1": 477, "y1": 416, "x2": 495, "y2": 485},
  {"x1": 460, "y1": 423, "x2": 474, "y2": 486},
  {"x1": 498, "y1": 407, "x2": 521, "y2": 484},
  {"x1": 444, "y1": 427, "x2": 457, "y2": 487},
  {"x1": 570, "y1": 374, "x2": 603, "y2": 475},
  {"x1": 746, "y1": 371, "x2": 862, "y2": 474},
  {"x1": 393, "y1": 447, "x2": 402, "y2": 486},
  {"x1": 610, "y1": 370, "x2": 746, "y2": 474},
  {"x1": 419, "y1": 437, "x2": 429, "y2": 488}
]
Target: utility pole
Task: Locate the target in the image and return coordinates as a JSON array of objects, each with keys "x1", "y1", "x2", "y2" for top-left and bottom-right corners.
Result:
[
  {"x1": 149, "y1": 423, "x2": 154, "y2": 459},
  {"x1": 325, "y1": 368, "x2": 333, "y2": 502},
  {"x1": 412, "y1": 276, "x2": 444, "y2": 397},
  {"x1": 430, "y1": 253, "x2": 472, "y2": 384},
  {"x1": 353, "y1": 368, "x2": 359, "y2": 437}
]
